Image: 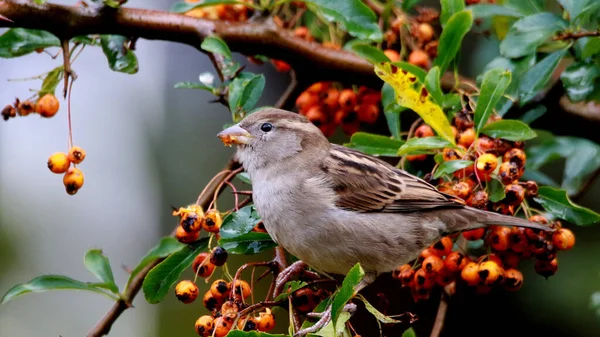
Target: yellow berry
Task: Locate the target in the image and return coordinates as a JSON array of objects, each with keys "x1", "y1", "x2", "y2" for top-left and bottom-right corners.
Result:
[
  {"x1": 68, "y1": 146, "x2": 86, "y2": 164},
  {"x1": 47, "y1": 152, "x2": 71, "y2": 174},
  {"x1": 175, "y1": 280, "x2": 198, "y2": 304},
  {"x1": 36, "y1": 94, "x2": 60, "y2": 118},
  {"x1": 63, "y1": 167, "x2": 84, "y2": 195}
]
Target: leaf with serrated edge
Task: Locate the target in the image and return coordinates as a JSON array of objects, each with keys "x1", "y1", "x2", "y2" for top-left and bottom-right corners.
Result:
[{"x1": 375, "y1": 63, "x2": 455, "y2": 144}]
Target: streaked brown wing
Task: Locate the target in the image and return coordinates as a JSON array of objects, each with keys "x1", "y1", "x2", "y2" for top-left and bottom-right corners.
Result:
[{"x1": 321, "y1": 145, "x2": 465, "y2": 212}]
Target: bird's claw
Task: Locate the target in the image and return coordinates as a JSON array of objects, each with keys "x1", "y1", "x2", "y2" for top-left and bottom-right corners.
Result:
[
  {"x1": 293, "y1": 303, "x2": 358, "y2": 337},
  {"x1": 273, "y1": 260, "x2": 309, "y2": 298}
]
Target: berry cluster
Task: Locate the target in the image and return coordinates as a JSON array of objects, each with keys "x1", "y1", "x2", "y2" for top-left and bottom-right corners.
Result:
[
  {"x1": 172, "y1": 205, "x2": 277, "y2": 336},
  {"x1": 384, "y1": 9, "x2": 439, "y2": 69},
  {"x1": 390, "y1": 111, "x2": 576, "y2": 301},
  {"x1": 183, "y1": 0, "x2": 252, "y2": 21},
  {"x1": 47, "y1": 146, "x2": 87, "y2": 195},
  {"x1": 2, "y1": 94, "x2": 60, "y2": 121},
  {"x1": 295, "y1": 81, "x2": 382, "y2": 137}
]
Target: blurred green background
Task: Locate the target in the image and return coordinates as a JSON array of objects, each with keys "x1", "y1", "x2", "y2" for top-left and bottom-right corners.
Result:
[{"x1": 1, "y1": 1, "x2": 600, "y2": 337}]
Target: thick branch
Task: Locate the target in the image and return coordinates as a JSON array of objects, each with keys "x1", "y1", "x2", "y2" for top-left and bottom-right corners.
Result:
[
  {"x1": 87, "y1": 159, "x2": 239, "y2": 337},
  {"x1": 559, "y1": 95, "x2": 600, "y2": 122},
  {"x1": 0, "y1": 0, "x2": 472, "y2": 90}
]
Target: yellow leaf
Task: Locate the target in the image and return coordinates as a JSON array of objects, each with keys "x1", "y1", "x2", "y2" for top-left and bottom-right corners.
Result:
[{"x1": 374, "y1": 62, "x2": 456, "y2": 145}]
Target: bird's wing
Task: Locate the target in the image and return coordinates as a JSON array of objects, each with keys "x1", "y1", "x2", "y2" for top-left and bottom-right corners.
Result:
[{"x1": 321, "y1": 144, "x2": 465, "y2": 213}]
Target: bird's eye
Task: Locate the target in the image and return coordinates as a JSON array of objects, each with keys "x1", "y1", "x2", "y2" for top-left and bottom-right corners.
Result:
[{"x1": 260, "y1": 123, "x2": 273, "y2": 132}]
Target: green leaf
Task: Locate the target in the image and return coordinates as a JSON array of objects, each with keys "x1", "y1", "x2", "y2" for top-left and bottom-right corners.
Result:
[
  {"x1": 126, "y1": 236, "x2": 185, "y2": 289},
  {"x1": 200, "y1": 35, "x2": 233, "y2": 60},
  {"x1": 488, "y1": 178, "x2": 506, "y2": 202},
  {"x1": 100, "y1": 35, "x2": 138, "y2": 74},
  {"x1": 519, "y1": 105, "x2": 547, "y2": 124},
  {"x1": 219, "y1": 206, "x2": 260, "y2": 239},
  {"x1": 331, "y1": 263, "x2": 364, "y2": 327},
  {"x1": 440, "y1": 0, "x2": 465, "y2": 26},
  {"x1": 0, "y1": 28, "x2": 60, "y2": 58},
  {"x1": 1, "y1": 275, "x2": 118, "y2": 304},
  {"x1": 557, "y1": 0, "x2": 592, "y2": 22},
  {"x1": 174, "y1": 82, "x2": 214, "y2": 92},
  {"x1": 171, "y1": 0, "x2": 248, "y2": 13},
  {"x1": 382, "y1": 83, "x2": 403, "y2": 139},
  {"x1": 578, "y1": 37, "x2": 600, "y2": 59},
  {"x1": 218, "y1": 232, "x2": 277, "y2": 255},
  {"x1": 142, "y1": 238, "x2": 209, "y2": 304},
  {"x1": 521, "y1": 168, "x2": 559, "y2": 187},
  {"x1": 504, "y1": 0, "x2": 544, "y2": 15},
  {"x1": 402, "y1": 327, "x2": 417, "y2": 337},
  {"x1": 344, "y1": 132, "x2": 404, "y2": 157},
  {"x1": 39, "y1": 66, "x2": 64, "y2": 97},
  {"x1": 434, "y1": 160, "x2": 473, "y2": 179},
  {"x1": 424, "y1": 67, "x2": 443, "y2": 105},
  {"x1": 518, "y1": 48, "x2": 567, "y2": 104},
  {"x1": 356, "y1": 294, "x2": 401, "y2": 324},
  {"x1": 572, "y1": 1, "x2": 600, "y2": 25},
  {"x1": 350, "y1": 44, "x2": 390, "y2": 64},
  {"x1": 223, "y1": 331, "x2": 288, "y2": 337},
  {"x1": 434, "y1": 10, "x2": 474, "y2": 74},
  {"x1": 560, "y1": 61, "x2": 600, "y2": 102},
  {"x1": 397, "y1": 137, "x2": 453, "y2": 156},
  {"x1": 402, "y1": 0, "x2": 421, "y2": 11},
  {"x1": 480, "y1": 120, "x2": 537, "y2": 141},
  {"x1": 307, "y1": 0, "x2": 382, "y2": 41},
  {"x1": 236, "y1": 172, "x2": 252, "y2": 185},
  {"x1": 302, "y1": 10, "x2": 329, "y2": 42},
  {"x1": 84, "y1": 250, "x2": 118, "y2": 294},
  {"x1": 534, "y1": 187, "x2": 600, "y2": 225},
  {"x1": 468, "y1": 4, "x2": 524, "y2": 19},
  {"x1": 499, "y1": 13, "x2": 567, "y2": 59},
  {"x1": 474, "y1": 68, "x2": 512, "y2": 133},
  {"x1": 273, "y1": 280, "x2": 308, "y2": 302},
  {"x1": 228, "y1": 73, "x2": 266, "y2": 114}
]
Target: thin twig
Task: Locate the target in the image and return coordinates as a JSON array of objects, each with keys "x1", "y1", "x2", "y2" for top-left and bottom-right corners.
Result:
[
  {"x1": 274, "y1": 69, "x2": 298, "y2": 110},
  {"x1": 86, "y1": 160, "x2": 238, "y2": 337},
  {"x1": 553, "y1": 29, "x2": 600, "y2": 40},
  {"x1": 429, "y1": 291, "x2": 449, "y2": 337}
]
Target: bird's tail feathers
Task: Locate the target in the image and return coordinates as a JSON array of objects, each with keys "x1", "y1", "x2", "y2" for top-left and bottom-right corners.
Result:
[{"x1": 469, "y1": 207, "x2": 553, "y2": 231}]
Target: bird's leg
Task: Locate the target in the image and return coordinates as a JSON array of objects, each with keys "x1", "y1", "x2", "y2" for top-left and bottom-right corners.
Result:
[{"x1": 292, "y1": 272, "x2": 376, "y2": 337}]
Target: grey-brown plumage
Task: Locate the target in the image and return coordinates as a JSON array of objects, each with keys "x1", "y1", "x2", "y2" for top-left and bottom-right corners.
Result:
[{"x1": 217, "y1": 108, "x2": 550, "y2": 281}]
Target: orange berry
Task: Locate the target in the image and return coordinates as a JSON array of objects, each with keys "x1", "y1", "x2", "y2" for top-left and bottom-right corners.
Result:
[
  {"x1": 477, "y1": 260, "x2": 504, "y2": 285},
  {"x1": 415, "y1": 124, "x2": 434, "y2": 138},
  {"x1": 503, "y1": 268, "x2": 523, "y2": 291},
  {"x1": 445, "y1": 251, "x2": 468, "y2": 272},
  {"x1": 501, "y1": 252, "x2": 521, "y2": 269},
  {"x1": 498, "y1": 161, "x2": 521, "y2": 185},
  {"x1": 479, "y1": 253, "x2": 503, "y2": 268},
  {"x1": 457, "y1": 127, "x2": 476, "y2": 148},
  {"x1": 415, "y1": 23, "x2": 434, "y2": 42},
  {"x1": 488, "y1": 226, "x2": 511, "y2": 251},
  {"x1": 341, "y1": 119, "x2": 361, "y2": 135},
  {"x1": 525, "y1": 180, "x2": 539, "y2": 198},
  {"x1": 504, "y1": 183, "x2": 525, "y2": 206},
  {"x1": 322, "y1": 41, "x2": 341, "y2": 50},
  {"x1": 494, "y1": 138, "x2": 516, "y2": 155},
  {"x1": 422, "y1": 255, "x2": 445, "y2": 275},
  {"x1": 306, "y1": 82, "x2": 331, "y2": 94},
  {"x1": 408, "y1": 49, "x2": 430, "y2": 68},
  {"x1": 231, "y1": 279, "x2": 251, "y2": 299},
  {"x1": 503, "y1": 148, "x2": 527, "y2": 168},
  {"x1": 420, "y1": 248, "x2": 438, "y2": 260},
  {"x1": 67, "y1": 146, "x2": 86, "y2": 164},
  {"x1": 17, "y1": 100, "x2": 35, "y2": 116},
  {"x1": 355, "y1": 103, "x2": 380, "y2": 124},
  {"x1": 552, "y1": 228, "x2": 575, "y2": 251},
  {"x1": 436, "y1": 269, "x2": 455, "y2": 286},
  {"x1": 237, "y1": 316, "x2": 257, "y2": 331},
  {"x1": 453, "y1": 163, "x2": 474, "y2": 179},
  {"x1": 392, "y1": 264, "x2": 411, "y2": 280},
  {"x1": 175, "y1": 280, "x2": 198, "y2": 304},
  {"x1": 192, "y1": 252, "x2": 215, "y2": 277},
  {"x1": 36, "y1": 94, "x2": 60, "y2": 118},
  {"x1": 305, "y1": 106, "x2": 328, "y2": 128},
  {"x1": 358, "y1": 89, "x2": 381, "y2": 105},
  {"x1": 449, "y1": 181, "x2": 472, "y2": 200},
  {"x1": 509, "y1": 227, "x2": 528, "y2": 253},
  {"x1": 176, "y1": 225, "x2": 200, "y2": 243},
  {"x1": 295, "y1": 91, "x2": 319, "y2": 113},
  {"x1": 220, "y1": 300, "x2": 239, "y2": 325},
  {"x1": 535, "y1": 258, "x2": 558, "y2": 278},
  {"x1": 475, "y1": 136, "x2": 496, "y2": 154},
  {"x1": 338, "y1": 89, "x2": 357, "y2": 112},
  {"x1": 453, "y1": 110, "x2": 474, "y2": 130},
  {"x1": 322, "y1": 88, "x2": 340, "y2": 111},
  {"x1": 462, "y1": 228, "x2": 485, "y2": 241},
  {"x1": 407, "y1": 154, "x2": 428, "y2": 161},
  {"x1": 293, "y1": 26, "x2": 313, "y2": 41},
  {"x1": 213, "y1": 317, "x2": 232, "y2": 337},
  {"x1": 414, "y1": 268, "x2": 435, "y2": 289},
  {"x1": 210, "y1": 279, "x2": 231, "y2": 299},
  {"x1": 476, "y1": 153, "x2": 498, "y2": 176},
  {"x1": 47, "y1": 152, "x2": 71, "y2": 174},
  {"x1": 256, "y1": 308, "x2": 276, "y2": 332},
  {"x1": 399, "y1": 266, "x2": 416, "y2": 287},
  {"x1": 271, "y1": 59, "x2": 291, "y2": 72},
  {"x1": 203, "y1": 289, "x2": 222, "y2": 311},
  {"x1": 180, "y1": 212, "x2": 202, "y2": 233},
  {"x1": 319, "y1": 122, "x2": 338, "y2": 138},
  {"x1": 431, "y1": 236, "x2": 453, "y2": 257},
  {"x1": 442, "y1": 147, "x2": 462, "y2": 161},
  {"x1": 383, "y1": 49, "x2": 400, "y2": 62},
  {"x1": 195, "y1": 315, "x2": 215, "y2": 337},
  {"x1": 460, "y1": 262, "x2": 479, "y2": 286},
  {"x1": 202, "y1": 209, "x2": 222, "y2": 232},
  {"x1": 63, "y1": 167, "x2": 84, "y2": 195},
  {"x1": 467, "y1": 190, "x2": 489, "y2": 209}
]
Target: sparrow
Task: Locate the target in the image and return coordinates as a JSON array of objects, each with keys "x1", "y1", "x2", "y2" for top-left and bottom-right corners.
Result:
[{"x1": 217, "y1": 108, "x2": 549, "y2": 294}]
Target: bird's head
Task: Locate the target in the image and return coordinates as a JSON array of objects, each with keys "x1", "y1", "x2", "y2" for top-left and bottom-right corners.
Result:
[{"x1": 217, "y1": 108, "x2": 329, "y2": 173}]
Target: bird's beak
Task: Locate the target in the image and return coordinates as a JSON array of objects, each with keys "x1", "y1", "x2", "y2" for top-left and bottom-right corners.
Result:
[{"x1": 217, "y1": 124, "x2": 252, "y2": 146}]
